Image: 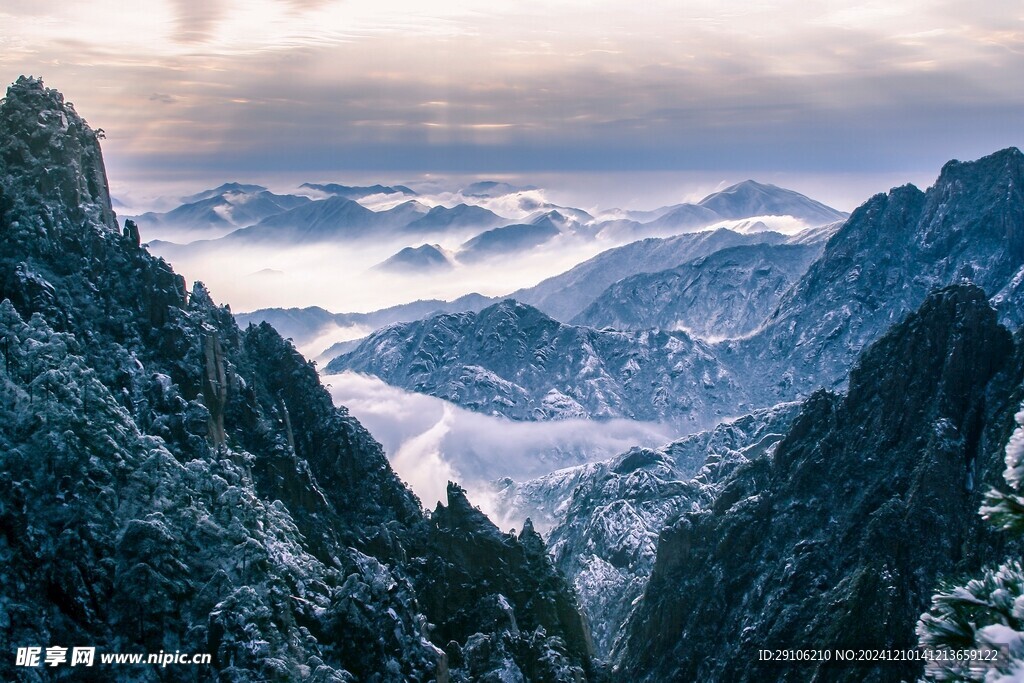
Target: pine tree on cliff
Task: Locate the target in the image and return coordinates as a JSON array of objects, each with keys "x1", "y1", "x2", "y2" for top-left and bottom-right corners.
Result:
[{"x1": 917, "y1": 403, "x2": 1024, "y2": 681}]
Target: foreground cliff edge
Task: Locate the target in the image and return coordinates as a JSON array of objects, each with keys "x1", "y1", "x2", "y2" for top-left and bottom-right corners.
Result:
[{"x1": 0, "y1": 77, "x2": 596, "y2": 681}]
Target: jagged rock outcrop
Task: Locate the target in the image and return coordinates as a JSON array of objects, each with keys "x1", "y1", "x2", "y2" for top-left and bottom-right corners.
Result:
[
  {"x1": 737, "y1": 148, "x2": 1024, "y2": 399},
  {"x1": 0, "y1": 76, "x2": 116, "y2": 232},
  {"x1": 0, "y1": 77, "x2": 595, "y2": 681},
  {"x1": 412, "y1": 483, "x2": 596, "y2": 682},
  {"x1": 614, "y1": 285, "x2": 1024, "y2": 682}
]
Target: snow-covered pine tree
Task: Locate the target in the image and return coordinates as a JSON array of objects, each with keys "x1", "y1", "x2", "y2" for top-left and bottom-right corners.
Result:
[{"x1": 917, "y1": 403, "x2": 1024, "y2": 681}]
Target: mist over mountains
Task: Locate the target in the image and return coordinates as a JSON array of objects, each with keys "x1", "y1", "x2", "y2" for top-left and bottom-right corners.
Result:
[
  {"x1": 5, "y1": 73, "x2": 1024, "y2": 683},
  {"x1": 133, "y1": 166, "x2": 849, "y2": 316},
  {"x1": 327, "y1": 149, "x2": 1024, "y2": 430}
]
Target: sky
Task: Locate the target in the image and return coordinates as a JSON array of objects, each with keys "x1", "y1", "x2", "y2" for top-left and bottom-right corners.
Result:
[{"x1": 3, "y1": 0, "x2": 1023, "y2": 211}]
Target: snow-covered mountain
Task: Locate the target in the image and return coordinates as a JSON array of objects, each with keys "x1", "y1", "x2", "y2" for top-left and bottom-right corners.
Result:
[
  {"x1": 490, "y1": 403, "x2": 801, "y2": 655},
  {"x1": 374, "y1": 243, "x2": 454, "y2": 272},
  {"x1": 402, "y1": 202, "x2": 508, "y2": 233},
  {"x1": 646, "y1": 202, "x2": 725, "y2": 233},
  {"x1": 572, "y1": 242, "x2": 821, "y2": 338},
  {"x1": 182, "y1": 181, "x2": 269, "y2": 202},
  {"x1": 217, "y1": 195, "x2": 429, "y2": 243},
  {"x1": 129, "y1": 184, "x2": 312, "y2": 237},
  {"x1": 528, "y1": 209, "x2": 589, "y2": 232},
  {"x1": 697, "y1": 179, "x2": 848, "y2": 224},
  {"x1": 326, "y1": 299, "x2": 744, "y2": 426},
  {"x1": 150, "y1": 198, "x2": 508, "y2": 252},
  {"x1": 509, "y1": 228, "x2": 791, "y2": 322},
  {"x1": 640, "y1": 180, "x2": 848, "y2": 235}
]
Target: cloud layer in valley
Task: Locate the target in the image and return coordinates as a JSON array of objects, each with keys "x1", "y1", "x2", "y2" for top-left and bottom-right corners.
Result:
[{"x1": 323, "y1": 371, "x2": 676, "y2": 521}]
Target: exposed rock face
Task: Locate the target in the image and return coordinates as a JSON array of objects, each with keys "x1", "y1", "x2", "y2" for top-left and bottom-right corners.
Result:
[
  {"x1": 489, "y1": 402, "x2": 801, "y2": 658},
  {"x1": 0, "y1": 76, "x2": 116, "y2": 232},
  {"x1": 412, "y1": 483, "x2": 596, "y2": 681},
  {"x1": 0, "y1": 77, "x2": 595, "y2": 682},
  {"x1": 739, "y1": 148, "x2": 1024, "y2": 399},
  {"x1": 614, "y1": 285, "x2": 1024, "y2": 682}
]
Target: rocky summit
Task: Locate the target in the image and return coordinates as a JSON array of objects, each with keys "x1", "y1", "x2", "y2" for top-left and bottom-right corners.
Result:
[{"x1": 0, "y1": 76, "x2": 597, "y2": 682}]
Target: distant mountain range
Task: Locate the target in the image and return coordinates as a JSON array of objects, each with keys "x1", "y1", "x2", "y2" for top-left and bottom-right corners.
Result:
[
  {"x1": 614, "y1": 180, "x2": 848, "y2": 237},
  {"x1": 298, "y1": 181, "x2": 416, "y2": 198},
  {"x1": 130, "y1": 184, "x2": 312, "y2": 236},
  {"x1": 326, "y1": 148, "x2": 1024, "y2": 427},
  {"x1": 141, "y1": 177, "x2": 847, "y2": 277},
  {"x1": 243, "y1": 224, "x2": 834, "y2": 361},
  {"x1": 404, "y1": 202, "x2": 507, "y2": 233}
]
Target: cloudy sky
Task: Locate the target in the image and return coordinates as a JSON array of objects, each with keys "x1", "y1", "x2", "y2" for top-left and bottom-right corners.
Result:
[{"x1": 3, "y1": 0, "x2": 1022, "y2": 208}]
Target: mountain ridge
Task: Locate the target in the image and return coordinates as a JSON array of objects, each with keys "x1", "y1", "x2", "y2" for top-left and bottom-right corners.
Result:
[
  {"x1": 614, "y1": 283, "x2": 1024, "y2": 681},
  {"x1": 330, "y1": 148, "x2": 1024, "y2": 426},
  {"x1": 0, "y1": 75, "x2": 598, "y2": 682}
]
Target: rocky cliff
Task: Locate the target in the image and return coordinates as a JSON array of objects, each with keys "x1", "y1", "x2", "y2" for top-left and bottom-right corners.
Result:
[
  {"x1": 0, "y1": 76, "x2": 595, "y2": 682},
  {"x1": 614, "y1": 285, "x2": 1024, "y2": 682}
]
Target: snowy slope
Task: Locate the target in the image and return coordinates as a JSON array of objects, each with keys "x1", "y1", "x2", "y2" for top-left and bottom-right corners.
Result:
[
  {"x1": 572, "y1": 242, "x2": 821, "y2": 338},
  {"x1": 697, "y1": 179, "x2": 848, "y2": 225},
  {"x1": 508, "y1": 228, "x2": 790, "y2": 322},
  {"x1": 326, "y1": 299, "x2": 743, "y2": 426}
]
